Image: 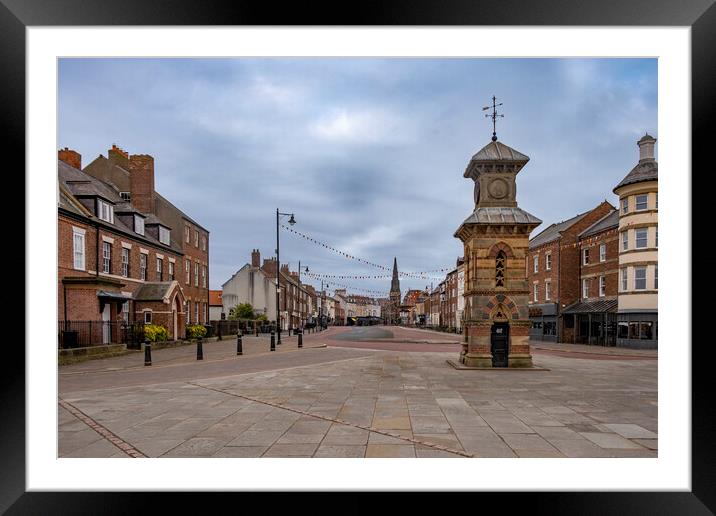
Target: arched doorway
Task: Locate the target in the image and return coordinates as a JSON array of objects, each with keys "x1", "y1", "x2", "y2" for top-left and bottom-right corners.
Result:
[{"x1": 490, "y1": 303, "x2": 510, "y2": 367}]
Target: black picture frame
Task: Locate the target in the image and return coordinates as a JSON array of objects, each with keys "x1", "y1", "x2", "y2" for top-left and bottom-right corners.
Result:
[{"x1": 4, "y1": 0, "x2": 712, "y2": 512}]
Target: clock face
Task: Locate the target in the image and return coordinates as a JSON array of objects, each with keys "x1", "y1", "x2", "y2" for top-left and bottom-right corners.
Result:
[{"x1": 488, "y1": 178, "x2": 509, "y2": 199}]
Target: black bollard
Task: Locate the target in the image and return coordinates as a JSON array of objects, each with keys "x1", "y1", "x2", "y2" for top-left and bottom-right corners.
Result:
[
  {"x1": 197, "y1": 337, "x2": 204, "y2": 360},
  {"x1": 144, "y1": 340, "x2": 152, "y2": 366},
  {"x1": 277, "y1": 328, "x2": 282, "y2": 345},
  {"x1": 298, "y1": 330, "x2": 303, "y2": 349},
  {"x1": 288, "y1": 327, "x2": 292, "y2": 337},
  {"x1": 255, "y1": 325, "x2": 259, "y2": 337},
  {"x1": 270, "y1": 331, "x2": 276, "y2": 351},
  {"x1": 236, "y1": 333, "x2": 243, "y2": 356}
]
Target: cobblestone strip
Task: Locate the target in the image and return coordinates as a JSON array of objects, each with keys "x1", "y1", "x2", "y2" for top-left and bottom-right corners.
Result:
[
  {"x1": 188, "y1": 382, "x2": 473, "y2": 458},
  {"x1": 58, "y1": 399, "x2": 147, "y2": 458}
]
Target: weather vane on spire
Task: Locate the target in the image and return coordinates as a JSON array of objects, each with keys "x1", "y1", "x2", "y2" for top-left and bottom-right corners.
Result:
[{"x1": 482, "y1": 95, "x2": 504, "y2": 142}]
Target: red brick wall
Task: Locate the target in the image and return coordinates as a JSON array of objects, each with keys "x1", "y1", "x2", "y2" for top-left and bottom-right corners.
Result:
[
  {"x1": 180, "y1": 220, "x2": 209, "y2": 323},
  {"x1": 59, "y1": 212, "x2": 183, "y2": 323},
  {"x1": 527, "y1": 240, "x2": 560, "y2": 304},
  {"x1": 58, "y1": 148, "x2": 81, "y2": 169},
  {"x1": 579, "y1": 228, "x2": 619, "y2": 299}
]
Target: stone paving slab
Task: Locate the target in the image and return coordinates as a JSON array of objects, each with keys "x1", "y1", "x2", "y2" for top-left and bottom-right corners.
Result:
[{"x1": 58, "y1": 331, "x2": 657, "y2": 459}]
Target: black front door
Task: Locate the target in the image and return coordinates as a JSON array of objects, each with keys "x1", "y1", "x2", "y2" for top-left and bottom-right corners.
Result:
[{"x1": 491, "y1": 322, "x2": 509, "y2": 367}]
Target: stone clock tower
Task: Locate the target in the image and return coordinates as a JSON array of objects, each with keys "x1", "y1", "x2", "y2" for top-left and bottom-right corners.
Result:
[{"x1": 454, "y1": 137, "x2": 542, "y2": 367}]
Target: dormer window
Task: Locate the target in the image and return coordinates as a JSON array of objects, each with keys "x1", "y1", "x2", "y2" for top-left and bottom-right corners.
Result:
[
  {"x1": 159, "y1": 226, "x2": 171, "y2": 245},
  {"x1": 134, "y1": 215, "x2": 145, "y2": 236},
  {"x1": 97, "y1": 199, "x2": 114, "y2": 223},
  {"x1": 120, "y1": 192, "x2": 131, "y2": 201}
]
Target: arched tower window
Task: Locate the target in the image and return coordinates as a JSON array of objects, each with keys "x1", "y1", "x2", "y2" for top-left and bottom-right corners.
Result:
[{"x1": 495, "y1": 250, "x2": 506, "y2": 288}]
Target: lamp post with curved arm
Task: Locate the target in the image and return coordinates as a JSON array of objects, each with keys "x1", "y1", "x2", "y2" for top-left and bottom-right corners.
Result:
[{"x1": 276, "y1": 209, "x2": 295, "y2": 345}]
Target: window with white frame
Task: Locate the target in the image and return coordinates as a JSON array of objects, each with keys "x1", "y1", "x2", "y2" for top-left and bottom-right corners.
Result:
[
  {"x1": 655, "y1": 266, "x2": 658, "y2": 289},
  {"x1": 635, "y1": 194, "x2": 648, "y2": 211},
  {"x1": 202, "y1": 265, "x2": 206, "y2": 288},
  {"x1": 102, "y1": 242, "x2": 112, "y2": 273},
  {"x1": 185, "y1": 301, "x2": 190, "y2": 324},
  {"x1": 194, "y1": 230, "x2": 199, "y2": 248},
  {"x1": 634, "y1": 266, "x2": 647, "y2": 290},
  {"x1": 545, "y1": 253, "x2": 552, "y2": 270},
  {"x1": 533, "y1": 255, "x2": 538, "y2": 273},
  {"x1": 201, "y1": 235, "x2": 206, "y2": 251},
  {"x1": 621, "y1": 198, "x2": 629, "y2": 214},
  {"x1": 159, "y1": 226, "x2": 170, "y2": 245},
  {"x1": 533, "y1": 283, "x2": 538, "y2": 302},
  {"x1": 194, "y1": 263, "x2": 199, "y2": 286},
  {"x1": 97, "y1": 199, "x2": 114, "y2": 223},
  {"x1": 120, "y1": 191, "x2": 131, "y2": 201},
  {"x1": 169, "y1": 261, "x2": 174, "y2": 280},
  {"x1": 582, "y1": 279, "x2": 589, "y2": 299},
  {"x1": 156, "y1": 257, "x2": 163, "y2": 281},
  {"x1": 121, "y1": 247, "x2": 129, "y2": 277},
  {"x1": 545, "y1": 281, "x2": 551, "y2": 301},
  {"x1": 599, "y1": 276, "x2": 606, "y2": 297},
  {"x1": 195, "y1": 301, "x2": 199, "y2": 322},
  {"x1": 635, "y1": 228, "x2": 648, "y2": 248},
  {"x1": 134, "y1": 215, "x2": 145, "y2": 236},
  {"x1": 185, "y1": 261, "x2": 190, "y2": 284},
  {"x1": 622, "y1": 231, "x2": 628, "y2": 251},
  {"x1": 621, "y1": 267, "x2": 627, "y2": 291},
  {"x1": 582, "y1": 248, "x2": 589, "y2": 265},
  {"x1": 144, "y1": 311, "x2": 152, "y2": 324},
  {"x1": 185, "y1": 226, "x2": 190, "y2": 243},
  {"x1": 140, "y1": 253, "x2": 147, "y2": 280},
  {"x1": 599, "y1": 243, "x2": 606, "y2": 262},
  {"x1": 122, "y1": 301, "x2": 129, "y2": 322},
  {"x1": 72, "y1": 228, "x2": 86, "y2": 270}
]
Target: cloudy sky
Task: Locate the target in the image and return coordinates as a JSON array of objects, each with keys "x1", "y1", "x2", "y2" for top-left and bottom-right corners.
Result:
[{"x1": 58, "y1": 58, "x2": 657, "y2": 296}]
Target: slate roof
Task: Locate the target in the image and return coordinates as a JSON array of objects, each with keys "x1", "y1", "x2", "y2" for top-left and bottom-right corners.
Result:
[
  {"x1": 579, "y1": 209, "x2": 619, "y2": 239},
  {"x1": 133, "y1": 282, "x2": 177, "y2": 301},
  {"x1": 58, "y1": 160, "x2": 183, "y2": 255},
  {"x1": 529, "y1": 210, "x2": 590, "y2": 249},
  {"x1": 613, "y1": 159, "x2": 658, "y2": 192},
  {"x1": 562, "y1": 298, "x2": 618, "y2": 314},
  {"x1": 458, "y1": 207, "x2": 542, "y2": 226}
]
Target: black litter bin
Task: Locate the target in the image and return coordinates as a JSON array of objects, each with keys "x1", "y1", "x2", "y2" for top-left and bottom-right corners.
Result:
[{"x1": 61, "y1": 330, "x2": 79, "y2": 349}]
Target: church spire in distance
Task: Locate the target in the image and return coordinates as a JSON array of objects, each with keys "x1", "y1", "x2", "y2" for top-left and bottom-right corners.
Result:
[{"x1": 390, "y1": 257, "x2": 401, "y2": 298}]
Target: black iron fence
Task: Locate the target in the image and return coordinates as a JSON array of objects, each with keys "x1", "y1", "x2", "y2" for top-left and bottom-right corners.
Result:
[
  {"x1": 210, "y1": 319, "x2": 277, "y2": 337},
  {"x1": 58, "y1": 320, "x2": 146, "y2": 350}
]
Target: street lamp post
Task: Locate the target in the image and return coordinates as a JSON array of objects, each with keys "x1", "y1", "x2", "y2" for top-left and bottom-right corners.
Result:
[{"x1": 276, "y1": 209, "x2": 296, "y2": 345}]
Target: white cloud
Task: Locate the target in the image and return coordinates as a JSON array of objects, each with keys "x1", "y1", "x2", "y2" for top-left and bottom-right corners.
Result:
[{"x1": 310, "y1": 108, "x2": 414, "y2": 145}]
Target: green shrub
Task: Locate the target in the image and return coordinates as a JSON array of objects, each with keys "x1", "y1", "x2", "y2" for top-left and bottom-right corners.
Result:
[
  {"x1": 144, "y1": 324, "x2": 169, "y2": 343},
  {"x1": 186, "y1": 324, "x2": 207, "y2": 339}
]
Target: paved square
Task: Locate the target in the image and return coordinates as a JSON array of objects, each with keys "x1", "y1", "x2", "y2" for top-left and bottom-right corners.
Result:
[{"x1": 58, "y1": 328, "x2": 657, "y2": 458}]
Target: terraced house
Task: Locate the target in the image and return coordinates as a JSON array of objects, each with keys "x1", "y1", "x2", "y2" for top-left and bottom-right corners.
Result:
[{"x1": 58, "y1": 146, "x2": 210, "y2": 347}]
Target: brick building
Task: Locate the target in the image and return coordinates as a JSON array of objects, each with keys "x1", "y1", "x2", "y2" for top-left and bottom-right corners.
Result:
[
  {"x1": 527, "y1": 200, "x2": 615, "y2": 342},
  {"x1": 58, "y1": 150, "x2": 190, "y2": 344},
  {"x1": 561, "y1": 209, "x2": 620, "y2": 345},
  {"x1": 82, "y1": 144, "x2": 210, "y2": 326}
]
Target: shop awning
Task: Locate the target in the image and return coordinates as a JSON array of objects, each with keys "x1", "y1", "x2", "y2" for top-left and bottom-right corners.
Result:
[{"x1": 562, "y1": 298, "x2": 617, "y2": 315}]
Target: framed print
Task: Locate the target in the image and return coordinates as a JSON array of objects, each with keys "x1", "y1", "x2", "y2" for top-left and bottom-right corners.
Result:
[{"x1": 4, "y1": 0, "x2": 713, "y2": 512}]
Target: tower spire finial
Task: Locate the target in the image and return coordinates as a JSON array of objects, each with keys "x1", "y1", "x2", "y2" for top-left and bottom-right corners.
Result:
[{"x1": 482, "y1": 95, "x2": 504, "y2": 142}]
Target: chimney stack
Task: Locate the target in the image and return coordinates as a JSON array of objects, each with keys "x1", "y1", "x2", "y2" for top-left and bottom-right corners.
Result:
[
  {"x1": 637, "y1": 134, "x2": 657, "y2": 162},
  {"x1": 280, "y1": 264, "x2": 289, "y2": 275},
  {"x1": 58, "y1": 148, "x2": 81, "y2": 170},
  {"x1": 128, "y1": 153, "x2": 155, "y2": 214},
  {"x1": 251, "y1": 249, "x2": 261, "y2": 268},
  {"x1": 262, "y1": 257, "x2": 277, "y2": 278}
]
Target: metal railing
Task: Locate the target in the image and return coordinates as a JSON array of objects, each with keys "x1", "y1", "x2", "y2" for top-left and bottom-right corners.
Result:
[{"x1": 58, "y1": 320, "x2": 146, "y2": 350}]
